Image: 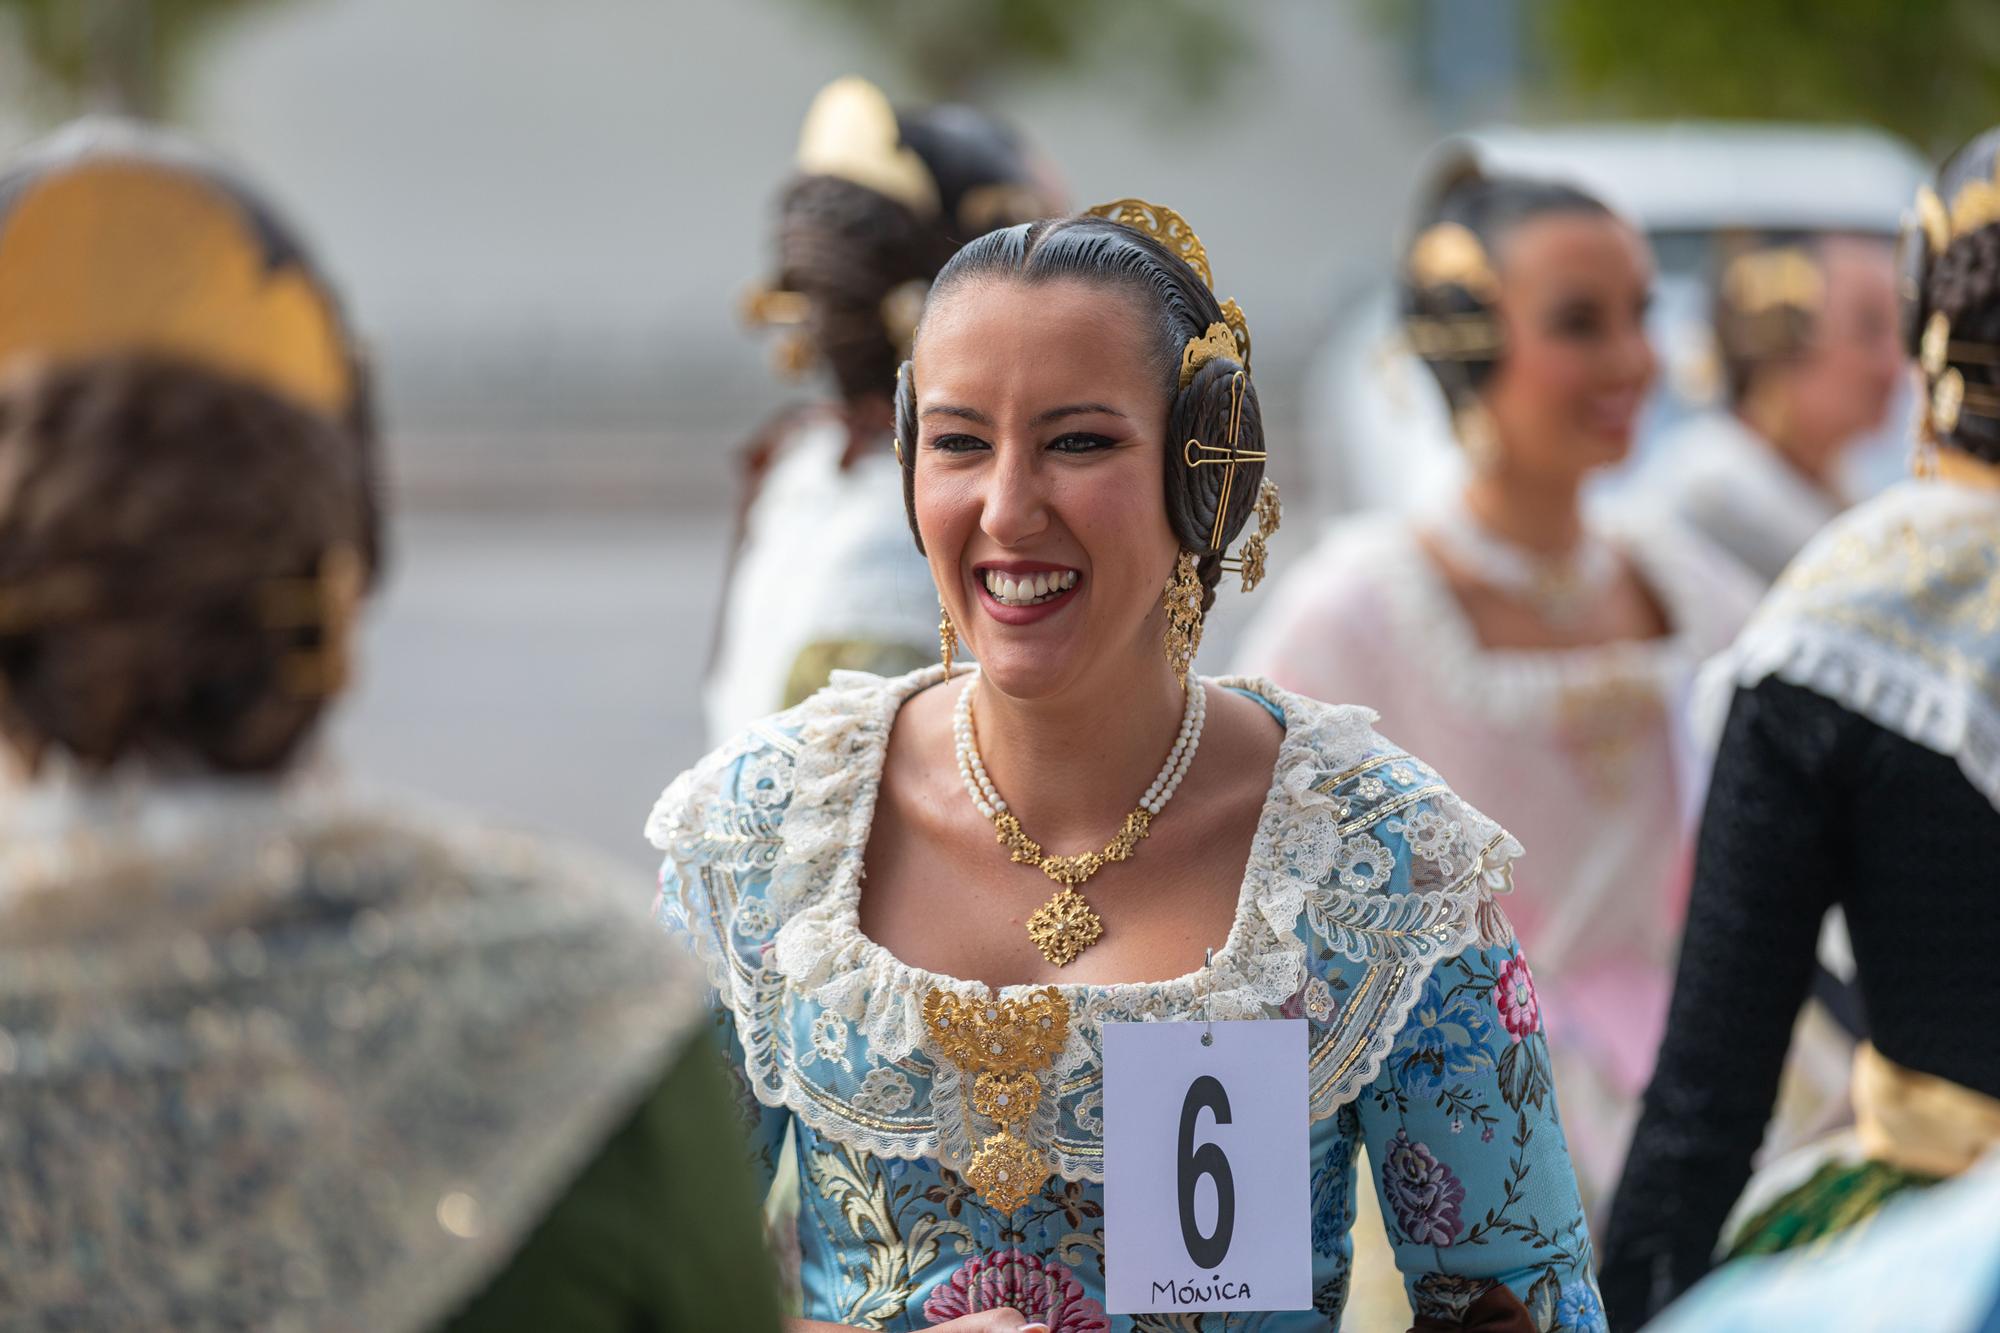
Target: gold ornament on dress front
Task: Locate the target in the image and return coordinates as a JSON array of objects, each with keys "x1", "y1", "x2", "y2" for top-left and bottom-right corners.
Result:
[{"x1": 924, "y1": 987, "x2": 1069, "y2": 1212}]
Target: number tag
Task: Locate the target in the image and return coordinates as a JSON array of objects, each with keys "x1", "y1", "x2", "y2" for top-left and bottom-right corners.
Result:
[{"x1": 1101, "y1": 1019, "x2": 1312, "y2": 1314}]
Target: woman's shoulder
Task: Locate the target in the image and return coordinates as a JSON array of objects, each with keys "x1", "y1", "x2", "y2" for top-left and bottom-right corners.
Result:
[
  {"x1": 1224, "y1": 676, "x2": 1521, "y2": 908},
  {"x1": 1220, "y1": 678, "x2": 1524, "y2": 1118},
  {"x1": 647, "y1": 665, "x2": 926, "y2": 853}
]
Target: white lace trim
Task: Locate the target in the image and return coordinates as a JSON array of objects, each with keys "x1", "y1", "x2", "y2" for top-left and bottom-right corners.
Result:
[
  {"x1": 646, "y1": 665, "x2": 1514, "y2": 1181},
  {"x1": 1338, "y1": 511, "x2": 1756, "y2": 725},
  {"x1": 1699, "y1": 479, "x2": 2000, "y2": 812}
]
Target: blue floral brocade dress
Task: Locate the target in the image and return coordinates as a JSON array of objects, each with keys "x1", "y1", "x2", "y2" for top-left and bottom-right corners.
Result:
[{"x1": 647, "y1": 667, "x2": 1606, "y2": 1331}]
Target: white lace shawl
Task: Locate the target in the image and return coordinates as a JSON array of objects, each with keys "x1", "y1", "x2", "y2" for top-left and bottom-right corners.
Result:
[
  {"x1": 0, "y1": 779, "x2": 702, "y2": 1333},
  {"x1": 1699, "y1": 478, "x2": 2000, "y2": 811},
  {"x1": 645, "y1": 666, "x2": 1521, "y2": 1184}
]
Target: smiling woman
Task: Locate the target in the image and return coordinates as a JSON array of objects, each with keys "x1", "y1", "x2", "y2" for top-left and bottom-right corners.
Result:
[{"x1": 646, "y1": 200, "x2": 1605, "y2": 1331}]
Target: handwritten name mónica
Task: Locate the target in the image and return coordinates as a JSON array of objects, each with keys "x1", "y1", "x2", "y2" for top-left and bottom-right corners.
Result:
[{"x1": 1152, "y1": 1277, "x2": 1251, "y2": 1306}]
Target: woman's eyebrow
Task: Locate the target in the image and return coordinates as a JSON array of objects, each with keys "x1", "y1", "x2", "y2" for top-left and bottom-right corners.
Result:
[
  {"x1": 921, "y1": 404, "x2": 991, "y2": 424},
  {"x1": 1032, "y1": 402, "x2": 1128, "y2": 425}
]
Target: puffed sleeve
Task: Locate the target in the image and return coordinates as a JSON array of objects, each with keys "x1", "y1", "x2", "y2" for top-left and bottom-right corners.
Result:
[
  {"x1": 1272, "y1": 724, "x2": 1605, "y2": 1331},
  {"x1": 647, "y1": 742, "x2": 796, "y2": 1196},
  {"x1": 1356, "y1": 935, "x2": 1606, "y2": 1331}
]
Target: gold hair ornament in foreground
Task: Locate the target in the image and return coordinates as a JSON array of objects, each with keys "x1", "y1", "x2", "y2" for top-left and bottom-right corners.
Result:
[
  {"x1": 1084, "y1": 197, "x2": 1279, "y2": 683},
  {"x1": 1908, "y1": 153, "x2": 2000, "y2": 451}
]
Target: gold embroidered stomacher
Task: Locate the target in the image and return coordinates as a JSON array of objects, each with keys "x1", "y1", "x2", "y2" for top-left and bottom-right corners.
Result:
[{"x1": 923, "y1": 986, "x2": 1069, "y2": 1213}]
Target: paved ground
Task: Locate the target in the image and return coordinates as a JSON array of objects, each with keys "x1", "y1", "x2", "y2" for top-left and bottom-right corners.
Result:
[{"x1": 331, "y1": 508, "x2": 1270, "y2": 874}]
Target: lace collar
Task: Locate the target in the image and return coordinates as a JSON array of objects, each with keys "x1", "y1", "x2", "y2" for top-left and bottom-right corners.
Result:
[
  {"x1": 649, "y1": 664, "x2": 1512, "y2": 1180},
  {"x1": 1702, "y1": 478, "x2": 2000, "y2": 810},
  {"x1": 739, "y1": 667, "x2": 1368, "y2": 1023},
  {"x1": 1359, "y1": 512, "x2": 1752, "y2": 723}
]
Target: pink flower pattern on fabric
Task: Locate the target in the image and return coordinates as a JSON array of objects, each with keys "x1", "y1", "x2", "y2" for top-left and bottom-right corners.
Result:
[
  {"x1": 922, "y1": 1249, "x2": 1109, "y2": 1331},
  {"x1": 1494, "y1": 954, "x2": 1541, "y2": 1043}
]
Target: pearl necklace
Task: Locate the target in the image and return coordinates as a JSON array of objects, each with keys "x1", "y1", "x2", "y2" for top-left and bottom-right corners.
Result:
[
  {"x1": 1424, "y1": 494, "x2": 1620, "y2": 628},
  {"x1": 953, "y1": 676, "x2": 1206, "y2": 966}
]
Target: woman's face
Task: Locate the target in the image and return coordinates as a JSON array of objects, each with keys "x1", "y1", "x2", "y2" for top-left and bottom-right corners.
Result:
[
  {"x1": 911, "y1": 276, "x2": 1177, "y2": 700},
  {"x1": 1482, "y1": 212, "x2": 1656, "y2": 479}
]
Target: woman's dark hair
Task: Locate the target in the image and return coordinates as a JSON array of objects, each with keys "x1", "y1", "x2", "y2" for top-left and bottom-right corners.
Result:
[
  {"x1": 1399, "y1": 167, "x2": 1615, "y2": 414},
  {"x1": 0, "y1": 354, "x2": 370, "y2": 775},
  {"x1": 892, "y1": 214, "x2": 1264, "y2": 612},
  {"x1": 0, "y1": 120, "x2": 386, "y2": 579},
  {"x1": 1909, "y1": 126, "x2": 2000, "y2": 464},
  {"x1": 777, "y1": 103, "x2": 1049, "y2": 405}
]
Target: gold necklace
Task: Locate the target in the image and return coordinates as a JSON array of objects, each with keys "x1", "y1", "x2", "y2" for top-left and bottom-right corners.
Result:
[{"x1": 952, "y1": 679, "x2": 1206, "y2": 966}]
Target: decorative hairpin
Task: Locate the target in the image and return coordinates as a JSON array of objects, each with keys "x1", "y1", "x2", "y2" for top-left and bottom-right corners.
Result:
[
  {"x1": 1930, "y1": 367, "x2": 2000, "y2": 437},
  {"x1": 1404, "y1": 313, "x2": 1504, "y2": 361},
  {"x1": 1180, "y1": 371, "x2": 1279, "y2": 587},
  {"x1": 1407, "y1": 221, "x2": 1500, "y2": 301},
  {"x1": 1089, "y1": 197, "x2": 1274, "y2": 588},
  {"x1": 1088, "y1": 197, "x2": 1215, "y2": 287},
  {"x1": 1920, "y1": 311, "x2": 2000, "y2": 380},
  {"x1": 1721, "y1": 247, "x2": 1825, "y2": 317},
  {"x1": 1179, "y1": 322, "x2": 1238, "y2": 388},
  {"x1": 1221, "y1": 480, "x2": 1281, "y2": 592},
  {"x1": 794, "y1": 76, "x2": 940, "y2": 217},
  {"x1": 1911, "y1": 154, "x2": 2000, "y2": 259},
  {"x1": 1086, "y1": 197, "x2": 1252, "y2": 374}
]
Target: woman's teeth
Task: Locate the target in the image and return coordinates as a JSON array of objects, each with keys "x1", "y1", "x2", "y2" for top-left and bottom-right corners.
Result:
[{"x1": 982, "y1": 569, "x2": 1078, "y2": 607}]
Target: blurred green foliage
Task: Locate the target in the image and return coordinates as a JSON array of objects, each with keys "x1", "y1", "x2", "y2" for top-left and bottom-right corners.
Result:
[
  {"x1": 1543, "y1": 0, "x2": 2000, "y2": 153},
  {"x1": 783, "y1": 0, "x2": 1250, "y2": 103},
  {"x1": 0, "y1": 0, "x2": 292, "y2": 117}
]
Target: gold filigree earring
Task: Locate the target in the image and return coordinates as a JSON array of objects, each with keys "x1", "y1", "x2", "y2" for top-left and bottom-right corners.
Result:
[
  {"x1": 939, "y1": 601, "x2": 958, "y2": 676},
  {"x1": 1162, "y1": 551, "x2": 1204, "y2": 690}
]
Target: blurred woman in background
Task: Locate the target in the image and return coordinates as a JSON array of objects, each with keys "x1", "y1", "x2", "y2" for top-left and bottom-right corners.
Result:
[
  {"x1": 0, "y1": 122, "x2": 780, "y2": 1332},
  {"x1": 1644, "y1": 231, "x2": 1903, "y2": 585},
  {"x1": 1237, "y1": 165, "x2": 1760, "y2": 1212},
  {"x1": 706, "y1": 76, "x2": 1059, "y2": 744},
  {"x1": 1600, "y1": 127, "x2": 2000, "y2": 1328}
]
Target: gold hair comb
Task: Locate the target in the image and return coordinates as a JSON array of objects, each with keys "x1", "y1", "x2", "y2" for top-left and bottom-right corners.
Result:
[
  {"x1": 1086, "y1": 197, "x2": 1252, "y2": 376},
  {"x1": 1407, "y1": 222, "x2": 1499, "y2": 301}
]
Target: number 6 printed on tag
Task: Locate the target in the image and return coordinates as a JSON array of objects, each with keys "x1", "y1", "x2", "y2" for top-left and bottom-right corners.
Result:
[
  {"x1": 1179, "y1": 1076, "x2": 1235, "y2": 1269},
  {"x1": 1102, "y1": 1019, "x2": 1312, "y2": 1314}
]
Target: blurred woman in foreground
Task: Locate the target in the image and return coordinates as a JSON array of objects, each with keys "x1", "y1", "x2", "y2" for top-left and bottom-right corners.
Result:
[
  {"x1": 0, "y1": 122, "x2": 779, "y2": 1332},
  {"x1": 1238, "y1": 166, "x2": 1759, "y2": 1211},
  {"x1": 1601, "y1": 126, "x2": 2000, "y2": 1328}
]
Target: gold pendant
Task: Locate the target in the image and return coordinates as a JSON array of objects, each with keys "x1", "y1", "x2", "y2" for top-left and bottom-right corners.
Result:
[
  {"x1": 1026, "y1": 888, "x2": 1104, "y2": 967},
  {"x1": 967, "y1": 1130, "x2": 1048, "y2": 1214}
]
